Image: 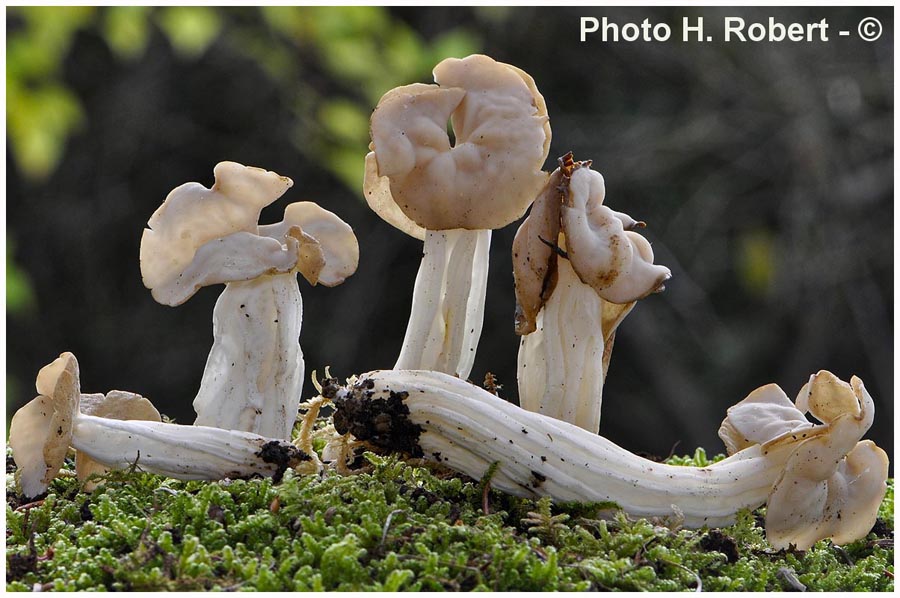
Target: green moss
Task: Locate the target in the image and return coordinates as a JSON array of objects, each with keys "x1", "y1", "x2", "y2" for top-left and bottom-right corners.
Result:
[{"x1": 5, "y1": 451, "x2": 893, "y2": 591}]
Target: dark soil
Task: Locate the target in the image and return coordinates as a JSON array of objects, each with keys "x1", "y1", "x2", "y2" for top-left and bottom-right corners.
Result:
[
  {"x1": 332, "y1": 378, "x2": 424, "y2": 458},
  {"x1": 256, "y1": 441, "x2": 309, "y2": 484},
  {"x1": 700, "y1": 529, "x2": 740, "y2": 564}
]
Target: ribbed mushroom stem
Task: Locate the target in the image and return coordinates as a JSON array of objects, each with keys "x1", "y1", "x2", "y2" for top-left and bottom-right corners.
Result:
[
  {"x1": 193, "y1": 273, "x2": 304, "y2": 440},
  {"x1": 394, "y1": 229, "x2": 491, "y2": 379},
  {"x1": 518, "y1": 256, "x2": 605, "y2": 432},
  {"x1": 71, "y1": 415, "x2": 307, "y2": 481},
  {"x1": 331, "y1": 370, "x2": 816, "y2": 529}
]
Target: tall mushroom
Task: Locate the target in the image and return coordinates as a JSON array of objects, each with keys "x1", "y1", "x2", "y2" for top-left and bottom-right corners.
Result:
[
  {"x1": 140, "y1": 162, "x2": 358, "y2": 440},
  {"x1": 8, "y1": 353, "x2": 308, "y2": 499},
  {"x1": 364, "y1": 54, "x2": 551, "y2": 379},
  {"x1": 514, "y1": 155, "x2": 670, "y2": 432},
  {"x1": 326, "y1": 368, "x2": 887, "y2": 550}
]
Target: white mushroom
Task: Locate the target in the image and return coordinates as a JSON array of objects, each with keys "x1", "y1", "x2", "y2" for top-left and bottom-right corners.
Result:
[
  {"x1": 140, "y1": 163, "x2": 359, "y2": 440},
  {"x1": 8, "y1": 353, "x2": 309, "y2": 498},
  {"x1": 364, "y1": 54, "x2": 551, "y2": 379},
  {"x1": 327, "y1": 368, "x2": 887, "y2": 549},
  {"x1": 513, "y1": 156, "x2": 670, "y2": 432}
]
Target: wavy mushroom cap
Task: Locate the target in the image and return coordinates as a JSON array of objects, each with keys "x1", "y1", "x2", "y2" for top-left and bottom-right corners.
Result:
[
  {"x1": 259, "y1": 201, "x2": 360, "y2": 287},
  {"x1": 140, "y1": 162, "x2": 295, "y2": 305},
  {"x1": 718, "y1": 370, "x2": 888, "y2": 550},
  {"x1": 9, "y1": 352, "x2": 81, "y2": 498},
  {"x1": 75, "y1": 391, "x2": 162, "y2": 491},
  {"x1": 365, "y1": 54, "x2": 551, "y2": 233},
  {"x1": 717, "y1": 383, "x2": 815, "y2": 455},
  {"x1": 562, "y1": 167, "x2": 671, "y2": 304}
]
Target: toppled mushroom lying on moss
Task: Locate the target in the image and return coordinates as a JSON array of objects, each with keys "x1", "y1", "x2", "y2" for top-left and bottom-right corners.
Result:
[
  {"x1": 514, "y1": 154, "x2": 670, "y2": 432},
  {"x1": 324, "y1": 368, "x2": 887, "y2": 550},
  {"x1": 364, "y1": 54, "x2": 551, "y2": 379},
  {"x1": 140, "y1": 162, "x2": 358, "y2": 440},
  {"x1": 8, "y1": 352, "x2": 308, "y2": 499}
]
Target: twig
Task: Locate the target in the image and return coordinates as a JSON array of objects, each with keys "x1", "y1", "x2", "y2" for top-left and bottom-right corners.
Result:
[
  {"x1": 15, "y1": 500, "x2": 45, "y2": 512},
  {"x1": 833, "y1": 545, "x2": 854, "y2": 566},
  {"x1": 663, "y1": 559, "x2": 702, "y2": 593},
  {"x1": 381, "y1": 509, "x2": 405, "y2": 546},
  {"x1": 776, "y1": 567, "x2": 807, "y2": 592},
  {"x1": 478, "y1": 461, "x2": 500, "y2": 515}
]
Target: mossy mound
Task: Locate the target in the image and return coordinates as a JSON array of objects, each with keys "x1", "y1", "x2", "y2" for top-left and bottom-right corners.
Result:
[{"x1": 5, "y1": 449, "x2": 894, "y2": 591}]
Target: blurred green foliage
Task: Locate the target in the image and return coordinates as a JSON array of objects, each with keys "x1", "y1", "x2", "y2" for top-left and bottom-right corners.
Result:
[
  {"x1": 737, "y1": 229, "x2": 776, "y2": 296},
  {"x1": 6, "y1": 7, "x2": 90, "y2": 179},
  {"x1": 101, "y1": 7, "x2": 152, "y2": 60},
  {"x1": 6, "y1": 5, "x2": 480, "y2": 190},
  {"x1": 6, "y1": 238, "x2": 35, "y2": 315}
]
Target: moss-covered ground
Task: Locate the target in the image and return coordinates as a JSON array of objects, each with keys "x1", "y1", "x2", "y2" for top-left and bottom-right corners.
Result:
[{"x1": 5, "y1": 449, "x2": 893, "y2": 591}]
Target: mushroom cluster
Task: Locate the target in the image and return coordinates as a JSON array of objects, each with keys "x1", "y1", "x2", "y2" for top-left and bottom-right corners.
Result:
[{"x1": 7, "y1": 53, "x2": 889, "y2": 554}]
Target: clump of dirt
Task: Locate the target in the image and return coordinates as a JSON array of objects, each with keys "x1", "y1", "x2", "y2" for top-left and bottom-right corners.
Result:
[
  {"x1": 870, "y1": 517, "x2": 892, "y2": 539},
  {"x1": 6, "y1": 551, "x2": 37, "y2": 582},
  {"x1": 256, "y1": 441, "x2": 310, "y2": 483},
  {"x1": 699, "y1": 529, "x2": 740, "y2": 563},
  {"x1": 332, "y1": 379, "x2": 424, "y2": 458}
]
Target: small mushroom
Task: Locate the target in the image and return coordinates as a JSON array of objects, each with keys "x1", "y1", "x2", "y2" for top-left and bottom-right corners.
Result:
[
  {"x1": 140, "y1": 162, "x2": 359, "y2": 440},
  {"x1": 719, "y1": 370, "x2": 889, "y2": 550},
  {"x1": 514, "y1": 156, "x2": 670, "y2": 432},
  {"x1": 326, "y1": 368, "x2": 887, "y2": 549},
  {"x1": 364, "y1": 54, "x2": 551, "y2": 379},
  {"x1": 8, "y1": 353, "x2": 308, "y2": 499}
]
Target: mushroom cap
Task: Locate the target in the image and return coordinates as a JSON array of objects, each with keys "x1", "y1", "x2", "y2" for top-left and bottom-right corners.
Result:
[
  {"x1": 259, "y1": 201, "x2": 360, "y2": 287},
  {"x1": 140, "y1": 162, "x2": 294, "y2": 305},
  {"x1": 562, "y1": 166, "x2": 671, "y2": 304},
  {"x1": 766, "y1": 437, "x2": 888, "y2": 550},
  {"x1": 717, "y1": 383, "x2": 815, "y2": 455},
  {"x1": 75, "y1": 391, "x2": 162, "y2": 491},
  {"x1": 512, "y1": 168, "x2": 562, "y2": 335},
  {"x1": 8, "y1": 352, "x2": 81, "y2": 498},
  {"x1": 365, "y1": 54, "x2": 551, "y2": 233},
  {"x1": 718, "y1": 369, "x2": 887, "y2": 549}
]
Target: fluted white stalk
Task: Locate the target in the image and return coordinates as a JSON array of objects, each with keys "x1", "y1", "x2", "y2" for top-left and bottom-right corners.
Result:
[
  {"x1": 394, "y1": 229, "x2": 491, "y2": 378},
  {"x1": 518, "y1": 255, "x2": 632, "y2": 431},
  {"x1": 71, "y1": 416, "x2": 304, "y2": 481},
  {"x1": 329, "y1": 369, "x2": 887, "y2": 549},
  {"x1": 193, "y1": 274, "x2": 304, "y2": 438}
]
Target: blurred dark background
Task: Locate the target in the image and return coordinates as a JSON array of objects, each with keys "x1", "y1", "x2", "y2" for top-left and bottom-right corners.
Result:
[{"x1": 6, "y1": 7, "x2": 893, "y2": 466}]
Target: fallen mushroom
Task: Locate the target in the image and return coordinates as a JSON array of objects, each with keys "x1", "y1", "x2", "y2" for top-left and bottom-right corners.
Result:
[
  {"x1": 514, "y1": 155, "x2": 670, "y2": 432},
  {"x1": 140, "y1": 162, "x2": 358, "y2": 440},
  {"x1": 75, "y1": 390, "x2": 162, "y2": 492},
  {"x1": 364, "y1": 54, "x2": 551, "y2": 379},
  {"x1": 325, "y1": 368, "x2": 887, "y2": 549},
  {"x1": 8, "y1": 353, "x2": 308, "y2": 499}
]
